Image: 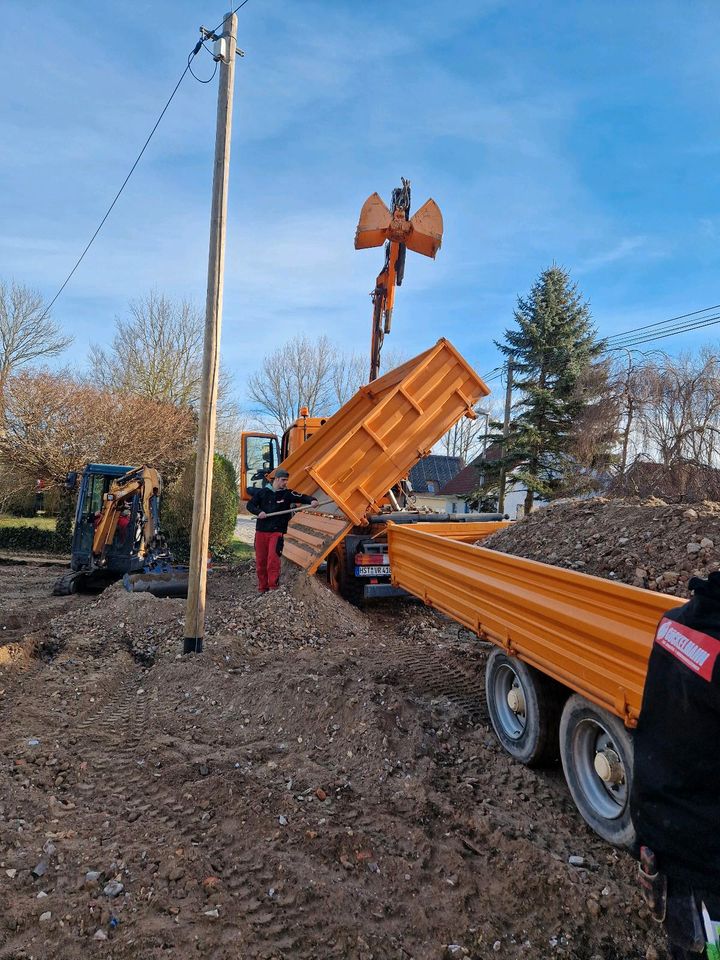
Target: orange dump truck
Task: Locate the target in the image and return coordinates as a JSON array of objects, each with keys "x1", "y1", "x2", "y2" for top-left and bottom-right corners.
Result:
[
  {"x1": 243, "y1": 339, "x2": 680, "y2": 847},
  {"x1": 386, "y1": 521, "x2": 683, "y2": 846},
  {"x1": 241, "y1": 338, "x2": 506, "y2": 602}
]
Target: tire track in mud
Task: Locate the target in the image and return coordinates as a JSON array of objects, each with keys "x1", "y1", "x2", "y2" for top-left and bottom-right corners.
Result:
[
  {"x1": 61, "y1": 659, "x2": 340, "y2": 959},
  {"x1": 354, "y1": 640, "x2": 490, "y2": 721}
]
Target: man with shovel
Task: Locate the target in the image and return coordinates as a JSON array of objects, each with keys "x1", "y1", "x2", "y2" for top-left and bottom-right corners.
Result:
[{"x1": 247, "y1": 469, "x2": 318, "y2": 593}]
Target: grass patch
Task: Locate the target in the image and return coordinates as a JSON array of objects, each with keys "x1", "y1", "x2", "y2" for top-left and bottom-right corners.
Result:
[
  {"x1": 225, "y1": 539, "x2": 254, "y2": 562},
  {"x1": 0, "y1": 514, "x2": 56, "y2": 531}
]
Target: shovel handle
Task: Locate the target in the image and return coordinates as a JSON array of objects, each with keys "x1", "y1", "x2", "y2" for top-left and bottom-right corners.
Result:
[{"x1": 251, "y1": 498, "x2": 334, "y2": 521}]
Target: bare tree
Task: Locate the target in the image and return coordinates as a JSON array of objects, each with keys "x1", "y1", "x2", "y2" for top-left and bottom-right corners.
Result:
[
  {"x1": 88, "y1": 290, "x2": 236, "y2": 420},
  {"x1": 560, "y1": 359, "x2": 622, "y2": 493},
  {"x1": 214, "y1": 408, "x2": 250, "y2": 475},
  {"x1": 636, "y1": 350, "x2": 720, "y2": 468},
  {"x1": 439, "y1": 399, "x2": 501, "y2": 463},
  {"x1": 0, "y1": 369, "x2": 196, "y2": 491},
  {"x1": 247, "y1": 334, "x2": 338, "y2": 432},
  {"x1": 330, "y1": 349, "x2": 366, "y2": 409},
  {"x1": 0, "y1": 279, "x2": 72, "y2": 409}
]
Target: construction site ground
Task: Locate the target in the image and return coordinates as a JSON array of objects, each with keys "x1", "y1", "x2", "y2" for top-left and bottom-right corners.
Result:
[{"x1": 3, "y1": 496, "x2": 708, "y2": 960}]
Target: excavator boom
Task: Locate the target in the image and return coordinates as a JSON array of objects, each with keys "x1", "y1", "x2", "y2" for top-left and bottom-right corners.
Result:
[
  {"x1": 355, "y1": 179, "x2": 443, "y2": 381},
  {"x1": 92, "y1": 466, "x2": 162, "y2": 565}
]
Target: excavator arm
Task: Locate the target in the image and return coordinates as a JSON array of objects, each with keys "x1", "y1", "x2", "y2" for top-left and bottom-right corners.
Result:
[
  {"x1": 355, "y1": 179, "x2": 443, "y2": 381},
  {"x1": 92, "y1": 466, "x2": 162, "y2": 566}
]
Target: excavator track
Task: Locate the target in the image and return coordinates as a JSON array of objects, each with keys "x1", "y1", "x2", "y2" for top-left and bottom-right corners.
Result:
[{"x1": 52, "y1": 571, "x2": 84, "y2": 595}]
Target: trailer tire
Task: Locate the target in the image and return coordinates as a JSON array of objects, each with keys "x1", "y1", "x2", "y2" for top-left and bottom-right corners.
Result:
[
  {"x1": 485, "y1": 649, "x2": 564, "y2": 767},
  {"x1": 326, "y1": 546, "x2": 364, "y2": 606},
  {"x1": 559, "y1": 695, "x2": 636, "y2": 849}
]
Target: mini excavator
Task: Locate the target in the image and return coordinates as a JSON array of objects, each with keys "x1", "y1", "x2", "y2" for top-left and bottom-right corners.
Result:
[
  {"x1": 354, "y1": 178, "x2": 443, "y2": 381},
  {"x1": 53, "y1": 464, "x2": 186, "y2": 597}
]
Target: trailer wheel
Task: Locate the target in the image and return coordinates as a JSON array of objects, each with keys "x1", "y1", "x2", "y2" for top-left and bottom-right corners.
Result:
[
  {"x1": 485, "y1": 649, "x2": 563, "y2": 767},
  {"x1": 559, "y1": 695, "x2": 636, "y2": 848},
  {"x1": 326, "y1": 546, "x2": 364, "y2": 606}
]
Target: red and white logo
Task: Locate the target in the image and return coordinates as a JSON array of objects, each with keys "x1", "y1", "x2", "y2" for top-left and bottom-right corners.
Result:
[{"x1": 655, "y1": 617, "x2": 720, "y2": 682}]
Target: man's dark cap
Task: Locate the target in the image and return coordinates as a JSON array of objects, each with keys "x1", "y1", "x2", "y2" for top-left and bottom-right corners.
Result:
[{"x1": 275, "y1": 468, "x2": 290, "y2": 479}]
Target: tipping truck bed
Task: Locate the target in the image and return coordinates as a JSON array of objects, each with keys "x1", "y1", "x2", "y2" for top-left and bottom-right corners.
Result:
[
  {"x1": 386, "y1": 522, "x2": 684, "y2": 846},
  {"x1": 279, "y1": 338, "x2": 491, "y2": 575}
]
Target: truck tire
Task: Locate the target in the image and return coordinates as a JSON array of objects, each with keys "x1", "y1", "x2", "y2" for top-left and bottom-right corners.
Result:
[
  {"x1": 559, "y1": 694, "x2": 636, "y2": 848},
  {"x1": 326, "y1": 546, "x2": 364, "y2": 606},
  {"x1": 485, "y1": 649, "x2": 564, "y2": 767}
]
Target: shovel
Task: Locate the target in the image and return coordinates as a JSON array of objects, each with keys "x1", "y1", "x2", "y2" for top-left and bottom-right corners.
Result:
[{"x1": 249, "y1": 498, "x2": 335, "y2": 521}]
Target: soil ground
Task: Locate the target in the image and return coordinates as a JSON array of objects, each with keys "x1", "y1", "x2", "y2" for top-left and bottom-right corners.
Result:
[{"x1": 0, "y1": 525, "x2": 670, "y2": 960}]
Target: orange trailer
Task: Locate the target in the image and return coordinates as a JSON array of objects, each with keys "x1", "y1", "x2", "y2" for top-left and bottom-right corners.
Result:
[{"x1": 387, "y1": 522, "x2": 683, "y2": 846}]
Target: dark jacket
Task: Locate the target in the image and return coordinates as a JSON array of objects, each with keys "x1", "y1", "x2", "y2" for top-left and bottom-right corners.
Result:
[
  {"x1": 246, "y1": 485, "x2": 315, "y2": 533},
  {"x1": 631, "y1": 572, "x2": 720, "y2": 890}
]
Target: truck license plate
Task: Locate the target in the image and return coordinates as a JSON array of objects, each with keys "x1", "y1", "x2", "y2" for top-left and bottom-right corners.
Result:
[{"x1": 355, "y1": 565, "x2": 390, "y2": 577}]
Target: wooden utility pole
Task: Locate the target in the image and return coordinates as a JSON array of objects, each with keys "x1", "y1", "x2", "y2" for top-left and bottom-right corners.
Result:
[
  {"x1": 497, "y1": 358, "x2": 514, "y2": 515},
  {"x1": 184, "y1": 12, "x2": 238, "y2": 655}
]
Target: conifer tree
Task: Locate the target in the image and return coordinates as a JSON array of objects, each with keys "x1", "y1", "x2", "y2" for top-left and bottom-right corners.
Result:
[{"x1": 497, "y1": 265, "x2": 608, "y2": 512}]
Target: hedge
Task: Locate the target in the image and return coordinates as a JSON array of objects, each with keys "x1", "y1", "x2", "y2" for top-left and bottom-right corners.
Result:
[
  {"x1": 0, "y1": 526, "x2": 71, "y2": 554},
  {"x1": 161, "y1": 453, "x2": 239, "y2": 560}
]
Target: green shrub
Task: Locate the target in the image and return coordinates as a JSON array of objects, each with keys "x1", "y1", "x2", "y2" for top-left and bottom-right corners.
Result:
[
  {"x1": 0, "y1": 526, "x2": 70, "y2": 554},
  {"x1": 162, "y1": 453, "x2": 239, "y2": 559}
]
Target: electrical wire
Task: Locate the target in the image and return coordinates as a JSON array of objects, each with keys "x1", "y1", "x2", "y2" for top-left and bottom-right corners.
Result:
[
  {"x1": 37, "y1": 0, "x2": 258, "y2": 325},
  {"x1": 606, "y1": 313, "x2": 720, "y2": 350},
  {"x1": 208, "y1": 0, "x2": 253, "y2": 38},
  {"x1": 189, "y1": 42, "x2": 219, "y2": 82},
  {"x1": 604, "y1": 302, "x2": 720, "y2": 343},
  {"x1": 38, "y1": 53, "x2": 201, "y2": 325}
]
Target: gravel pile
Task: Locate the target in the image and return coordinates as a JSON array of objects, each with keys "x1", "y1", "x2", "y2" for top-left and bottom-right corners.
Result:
[{"x1": 483, "y1": 497, "x2": 720, "y2": 598}]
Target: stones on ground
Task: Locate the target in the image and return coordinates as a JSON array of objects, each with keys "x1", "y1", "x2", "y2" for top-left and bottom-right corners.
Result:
[
  {"x1": 568, "y1": 855, "x2": 586, "y2": 867},
  {"x1": 39, "y1": 911, "x2": 51, "y2": 922},
  {"x1": 93, "y1": 929, "x2": 108, "y2": 941},
  {"x1": 103, "y1": 880, "x2": 124, "y2": 898},
  {"x1": 484, "y1": 498, "x2": 720, "y2": 598},
  {"x1": 278, "y1": 815, "x2": 288, "y2": 826},
  {"x1": 31, "y1": 860, "x2": 48, "y2": 878},
  {"x1": 5, "y1": 869, "x2": 17, "y2": 879}
]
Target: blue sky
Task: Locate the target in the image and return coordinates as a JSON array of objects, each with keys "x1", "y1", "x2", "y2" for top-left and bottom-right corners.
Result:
[{"x1": 2, "y1": 0, "x2": 720, "y2": 409}]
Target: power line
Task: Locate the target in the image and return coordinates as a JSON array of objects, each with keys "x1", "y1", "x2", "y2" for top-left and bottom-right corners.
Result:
[
  {"x1": 606, "y1": 313, "x2": 720, "y2": 350},
  {"x1": 39, "y1": 51, "x2": 204, "y2": 325},
  {"x1": 605, "y1": 302, "x2": 720, "y2": 343},
  {"x1": 37, "y1": 0, "x2": 259, "y2": 324}
]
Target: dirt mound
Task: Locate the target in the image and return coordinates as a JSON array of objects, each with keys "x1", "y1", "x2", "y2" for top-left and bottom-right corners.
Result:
[
  {"x1": 484, "y1": 497, "x2": 720, "y2": 597},
  {"x1": 0, "y1": 561, "x2": 667, "y2": 959}
]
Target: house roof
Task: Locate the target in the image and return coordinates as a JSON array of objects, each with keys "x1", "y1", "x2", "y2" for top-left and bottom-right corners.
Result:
[
  {"x1": 439, "y1": 442, "x2": 521, "y2": 496},
  {"x1": 440, "y1": 462, "x2": 480, "y2": 496},
  {"x1": 408, "y1": 455, "x2": 464, "y2": 494}
]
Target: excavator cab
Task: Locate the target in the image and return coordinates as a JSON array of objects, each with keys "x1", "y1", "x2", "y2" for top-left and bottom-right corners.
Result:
[
  {"x1": 54, "y1": 463, "x2": 172, "y2": 595},
  {"x1": 69, "y1": 463, "x2": 138, "y2": 572}
]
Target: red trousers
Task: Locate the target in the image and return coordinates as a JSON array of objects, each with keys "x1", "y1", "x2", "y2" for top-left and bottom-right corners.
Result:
[{"x1": 254, "y1": 531, "x2": 283, "y2": 592}]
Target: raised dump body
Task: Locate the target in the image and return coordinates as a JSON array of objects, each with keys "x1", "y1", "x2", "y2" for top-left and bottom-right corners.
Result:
[
  {"x1": 386, "y1": 522, "x2": 683, "y2": 847},
  {"x1": 280, "y1": 338, "x2": 490, "y2": 575}
]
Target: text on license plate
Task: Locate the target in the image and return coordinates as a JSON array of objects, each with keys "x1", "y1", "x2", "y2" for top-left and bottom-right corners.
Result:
[{"x1": 355, "y1": 565, "x2": 391, "y2": 577}]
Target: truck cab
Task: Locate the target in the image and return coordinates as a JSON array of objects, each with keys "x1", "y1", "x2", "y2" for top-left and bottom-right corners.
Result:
[{"x1": 239, "y1": 408, "x2": 328, "y2": 501}]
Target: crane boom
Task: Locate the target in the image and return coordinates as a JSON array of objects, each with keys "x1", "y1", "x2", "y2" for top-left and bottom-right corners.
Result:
[{"x1": 355, "y1": 178, "x2": 443, "y2": 381}]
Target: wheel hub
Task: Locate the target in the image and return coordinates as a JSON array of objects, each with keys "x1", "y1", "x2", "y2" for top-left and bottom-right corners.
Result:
[
  {"x1": 593, "y1": 748, "x2": 624, "y2": 785},
  {"x1": 507, "y1": 686, "x2": 526, "y2": 715}
]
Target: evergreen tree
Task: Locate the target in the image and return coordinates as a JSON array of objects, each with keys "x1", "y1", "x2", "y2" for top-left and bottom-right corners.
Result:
[{"x1": 497, "y1": 265, "x2": 608, "y2": 512}]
